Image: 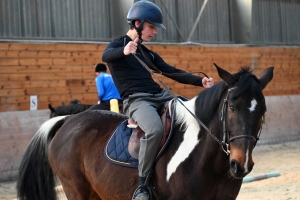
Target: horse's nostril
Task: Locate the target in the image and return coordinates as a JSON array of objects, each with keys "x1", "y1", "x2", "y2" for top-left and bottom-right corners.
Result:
[
  {"x1": 230, "y1": 159, "x2": 248, "y2": 178},
  {"x1": 230, "y1": 160, "x2": 238, "y2": 174}
]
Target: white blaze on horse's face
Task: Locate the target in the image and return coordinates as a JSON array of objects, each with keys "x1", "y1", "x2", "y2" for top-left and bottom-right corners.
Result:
[
  {"x1": 248, "y1": 98, "x2": 257, "y2": 112},
  {"x1": 244, "y1": 147, "x2": 250, "y2": 173},
  {"x1": 166, "y1": 98, "x2": 200, "y2": 182}
]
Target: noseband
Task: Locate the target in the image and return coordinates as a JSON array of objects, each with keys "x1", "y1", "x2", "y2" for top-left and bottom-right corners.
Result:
[{"x1": 219, "y1": 87, "x2": 265, "y2": 155}]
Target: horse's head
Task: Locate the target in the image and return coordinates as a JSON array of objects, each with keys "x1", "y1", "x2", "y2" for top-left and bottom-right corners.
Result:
[
  {"x1": 215, "y1": 64, "x2": 274, "y2": 179},
  {"x1": 48, "y1": 104, "x2": 58, "y2": 118},
  {"x1": 69, "y1": 99, "x2": 81, "y2": 104}
]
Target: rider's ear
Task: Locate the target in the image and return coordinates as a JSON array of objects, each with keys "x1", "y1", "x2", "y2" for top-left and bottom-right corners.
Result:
[
  {"x1": 214, "y1": 63, "x2": 236, "y2": 87},
  {"x1": 134, "y1": 20, "x2": 140, "y2": 28}
]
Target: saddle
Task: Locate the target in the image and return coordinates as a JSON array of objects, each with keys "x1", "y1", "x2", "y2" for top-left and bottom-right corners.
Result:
[
  {"x1": 127, "y1": 101, "x2": 172, "y2": 159},
  {"x1": 104, "y1": 100, "x2": 176, "y2": 168}
]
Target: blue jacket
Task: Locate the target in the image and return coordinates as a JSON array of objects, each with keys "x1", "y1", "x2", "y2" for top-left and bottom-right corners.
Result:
[{"x1": 95, "y1": 72, "x2": 121, "y2": 101}]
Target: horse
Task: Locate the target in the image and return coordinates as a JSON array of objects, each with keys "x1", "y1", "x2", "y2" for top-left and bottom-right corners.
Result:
[
  {"x1": 17, "y1": 64, "x2": 274, "y2": 200},
  {"x1": 68, "y1": 98, "x2": 81, "y2": 105},
  {"x1": 49, "y1": 103, "x2": 124, "y2": 118},
  {"x1": 48, "y1": 103, "x2": 93, "y2": 118}
]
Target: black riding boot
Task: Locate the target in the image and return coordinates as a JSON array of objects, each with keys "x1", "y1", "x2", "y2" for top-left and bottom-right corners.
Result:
[{"x1": 132, "y1": 177, "x2": 152, "y2": 200}]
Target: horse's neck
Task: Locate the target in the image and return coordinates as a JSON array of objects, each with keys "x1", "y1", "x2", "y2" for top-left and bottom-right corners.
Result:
[
  {"x1": 173, "y1": 95, "x2": 220, "y2": 131},
  {"x1": 172, "y1": 91, "x2": 226, "y2": 154},
  {"x1": 168, "y1": 98, "x2": 207, "y2": 169},
  {"x1": 194, "y1": 89, "x2": 231, "y2": 160}
]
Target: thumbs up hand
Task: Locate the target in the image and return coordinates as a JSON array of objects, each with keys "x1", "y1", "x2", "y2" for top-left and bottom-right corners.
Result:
[{"x1": 124, "y1": 37, "x2": 139, "y2": 55}]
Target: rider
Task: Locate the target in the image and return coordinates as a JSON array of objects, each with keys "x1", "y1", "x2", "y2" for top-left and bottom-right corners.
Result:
[{"x1": 102, "y1": 1, "x2": 214, "y2": 199}]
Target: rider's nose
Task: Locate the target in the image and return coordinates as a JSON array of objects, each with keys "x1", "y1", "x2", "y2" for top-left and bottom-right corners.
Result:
[{"x1": 153, "y1": 27, "x2": 157, "y2": 34}]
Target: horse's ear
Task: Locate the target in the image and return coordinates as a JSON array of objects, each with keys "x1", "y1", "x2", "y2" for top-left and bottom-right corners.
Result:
[
  {"x1": 259, "y1": 66, "x2": 274, "y2": 89},
  {"x1": 48, "y1": 104, "x2": 55, "y2": 112},
  {"x1": 214, "y1": 63, "x2": 236, "y2": 87}
]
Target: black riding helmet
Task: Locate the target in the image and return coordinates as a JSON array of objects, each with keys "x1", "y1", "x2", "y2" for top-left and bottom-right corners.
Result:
[
  {"x1": 127, "y1": 0, "x2": 165, "y2": 29},
  {"x1": 127, "y1": 0, "x2": 165, "y2": 41}
]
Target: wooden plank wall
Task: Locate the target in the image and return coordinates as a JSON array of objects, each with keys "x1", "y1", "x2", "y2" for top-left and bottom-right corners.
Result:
[{"x1": 0, "y1": 42, "x2": 300, "y2": 112}]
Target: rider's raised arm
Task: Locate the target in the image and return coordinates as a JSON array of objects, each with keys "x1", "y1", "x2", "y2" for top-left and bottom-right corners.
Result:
[
  {"x1": 151, "y1": 51, "x2": 204, "y2": 87},
  {"x1": 102, "y1": 39, "x2": 125, "y2": 63}
]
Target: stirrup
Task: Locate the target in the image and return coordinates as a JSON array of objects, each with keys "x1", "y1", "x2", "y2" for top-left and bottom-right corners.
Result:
[{"x1": 132, "y1": 185, "x2": 152, "y2": 200}]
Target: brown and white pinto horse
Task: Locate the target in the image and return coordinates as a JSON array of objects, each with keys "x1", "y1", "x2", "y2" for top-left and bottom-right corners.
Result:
[{"x1": 17, "y1": 65, "x2": 273, "y2": 200}]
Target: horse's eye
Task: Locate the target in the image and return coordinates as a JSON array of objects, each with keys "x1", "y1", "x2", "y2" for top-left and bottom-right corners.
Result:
[{"x1": 230, "y1": 106, "x2": 235, "y2": 112}]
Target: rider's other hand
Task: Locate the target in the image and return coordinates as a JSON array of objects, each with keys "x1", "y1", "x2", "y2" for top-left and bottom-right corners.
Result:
[{"x1": 202, "y1": 77, "x2": 214, "y2": 88}]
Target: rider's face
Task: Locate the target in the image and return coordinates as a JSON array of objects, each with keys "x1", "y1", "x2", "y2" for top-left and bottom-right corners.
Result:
[
  {"x1": 141, "y1": 22, "x2": 157, "y2": 42},
  {"x1": 135, "y1": 21, "x2": 157, "y2": 42}
]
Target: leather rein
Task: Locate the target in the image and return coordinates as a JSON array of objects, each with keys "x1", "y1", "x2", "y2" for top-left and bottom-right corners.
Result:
[{"x1": 132, "y1": 43, "x2": 264, "y2": 155}]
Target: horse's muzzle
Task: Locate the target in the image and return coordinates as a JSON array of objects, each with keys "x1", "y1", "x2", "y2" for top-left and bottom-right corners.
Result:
[{"x1": 230, "y1": 159, "x2": 254, "y2": 178}]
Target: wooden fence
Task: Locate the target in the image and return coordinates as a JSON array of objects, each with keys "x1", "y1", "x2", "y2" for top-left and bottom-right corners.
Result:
[{"x1": 0, "y1": 42, "x2": 300, "y2": 112}]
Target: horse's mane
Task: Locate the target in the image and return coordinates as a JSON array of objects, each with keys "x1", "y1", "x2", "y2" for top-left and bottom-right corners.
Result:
[{"x1": 195, "y1": 67, "x2": 263, "y2": 122}]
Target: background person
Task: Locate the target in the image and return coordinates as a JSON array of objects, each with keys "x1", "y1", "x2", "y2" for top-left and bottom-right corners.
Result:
[{"x1": 94, "y1": 63, "x2": 122, "y2": 111}]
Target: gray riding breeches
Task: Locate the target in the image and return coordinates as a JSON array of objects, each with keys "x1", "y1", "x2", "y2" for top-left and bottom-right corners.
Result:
[{"x1": 123, "y1": 89, "x2": 173, "y2": 177}]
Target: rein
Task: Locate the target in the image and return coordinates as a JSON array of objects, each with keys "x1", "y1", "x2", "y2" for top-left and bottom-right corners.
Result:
[
  {"x1": 132, "y1": 44, "x2": 264, "y2": 155},
  {"x1": 137, "y1": 44, "x2": 210, "y2": 78}
]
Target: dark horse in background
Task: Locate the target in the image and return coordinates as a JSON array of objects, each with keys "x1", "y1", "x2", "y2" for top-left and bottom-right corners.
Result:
[
  {"x1": 49, "y1": 99, "x2": 123, "y2": 118},
  {"x1": 48, "y1": 103, "x2": 119, "y2": 118},
  {"x1": 48, "y1": 103, "x2": 94, "y2": 118},
  {"x1": 17, "y1": 65, "x2": 273, "y2": 200},
  {"x1": 48, "y1": 98, "x2": 99, "y2": 118}
]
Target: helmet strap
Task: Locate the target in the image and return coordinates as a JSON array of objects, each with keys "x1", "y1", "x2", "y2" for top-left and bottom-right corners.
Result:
[{"x1": 134, "y1": 20, "x2": 144, "y2": 43}]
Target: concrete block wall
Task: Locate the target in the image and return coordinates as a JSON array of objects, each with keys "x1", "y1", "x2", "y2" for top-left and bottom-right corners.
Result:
[{"x1": 0, "y1": 110, "x2": 49, "y2": 181}]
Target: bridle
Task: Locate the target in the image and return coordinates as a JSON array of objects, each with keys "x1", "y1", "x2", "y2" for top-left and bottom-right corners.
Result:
[
  {"x1": 219, "y1": 87, "x2": 265, "y2": 155},
  {"x1": 132, "y1": 43, "x2": 265, "y2": 156}
]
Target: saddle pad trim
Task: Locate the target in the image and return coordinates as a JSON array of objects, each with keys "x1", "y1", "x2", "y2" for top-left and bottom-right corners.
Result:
[{"x1": 104, "y1": 119, "x2": 138, "y2": 168}]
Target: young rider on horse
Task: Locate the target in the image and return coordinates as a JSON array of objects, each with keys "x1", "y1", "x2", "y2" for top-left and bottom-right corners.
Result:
[{"x1": 102, "y1": 1, "x2": 214, "y2": 199}]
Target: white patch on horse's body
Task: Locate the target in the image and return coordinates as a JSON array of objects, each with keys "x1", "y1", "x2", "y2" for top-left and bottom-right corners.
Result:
[
  {"x1": 166, "y1": 98, "x2": 200, "y2": 182},
  {"x1": 248, "y1": 98, "x2": 257, "y2": 112}
]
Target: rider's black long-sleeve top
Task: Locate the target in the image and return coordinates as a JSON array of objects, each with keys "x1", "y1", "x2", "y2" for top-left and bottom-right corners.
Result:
[{"x1": 102, "y1": 35, "x2": 203, "y2": 99}]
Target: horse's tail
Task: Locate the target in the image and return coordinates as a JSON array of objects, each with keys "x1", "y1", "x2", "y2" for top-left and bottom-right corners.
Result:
[{"x1": 17, "y1": 115, "x2": 68, "y2": 200}]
